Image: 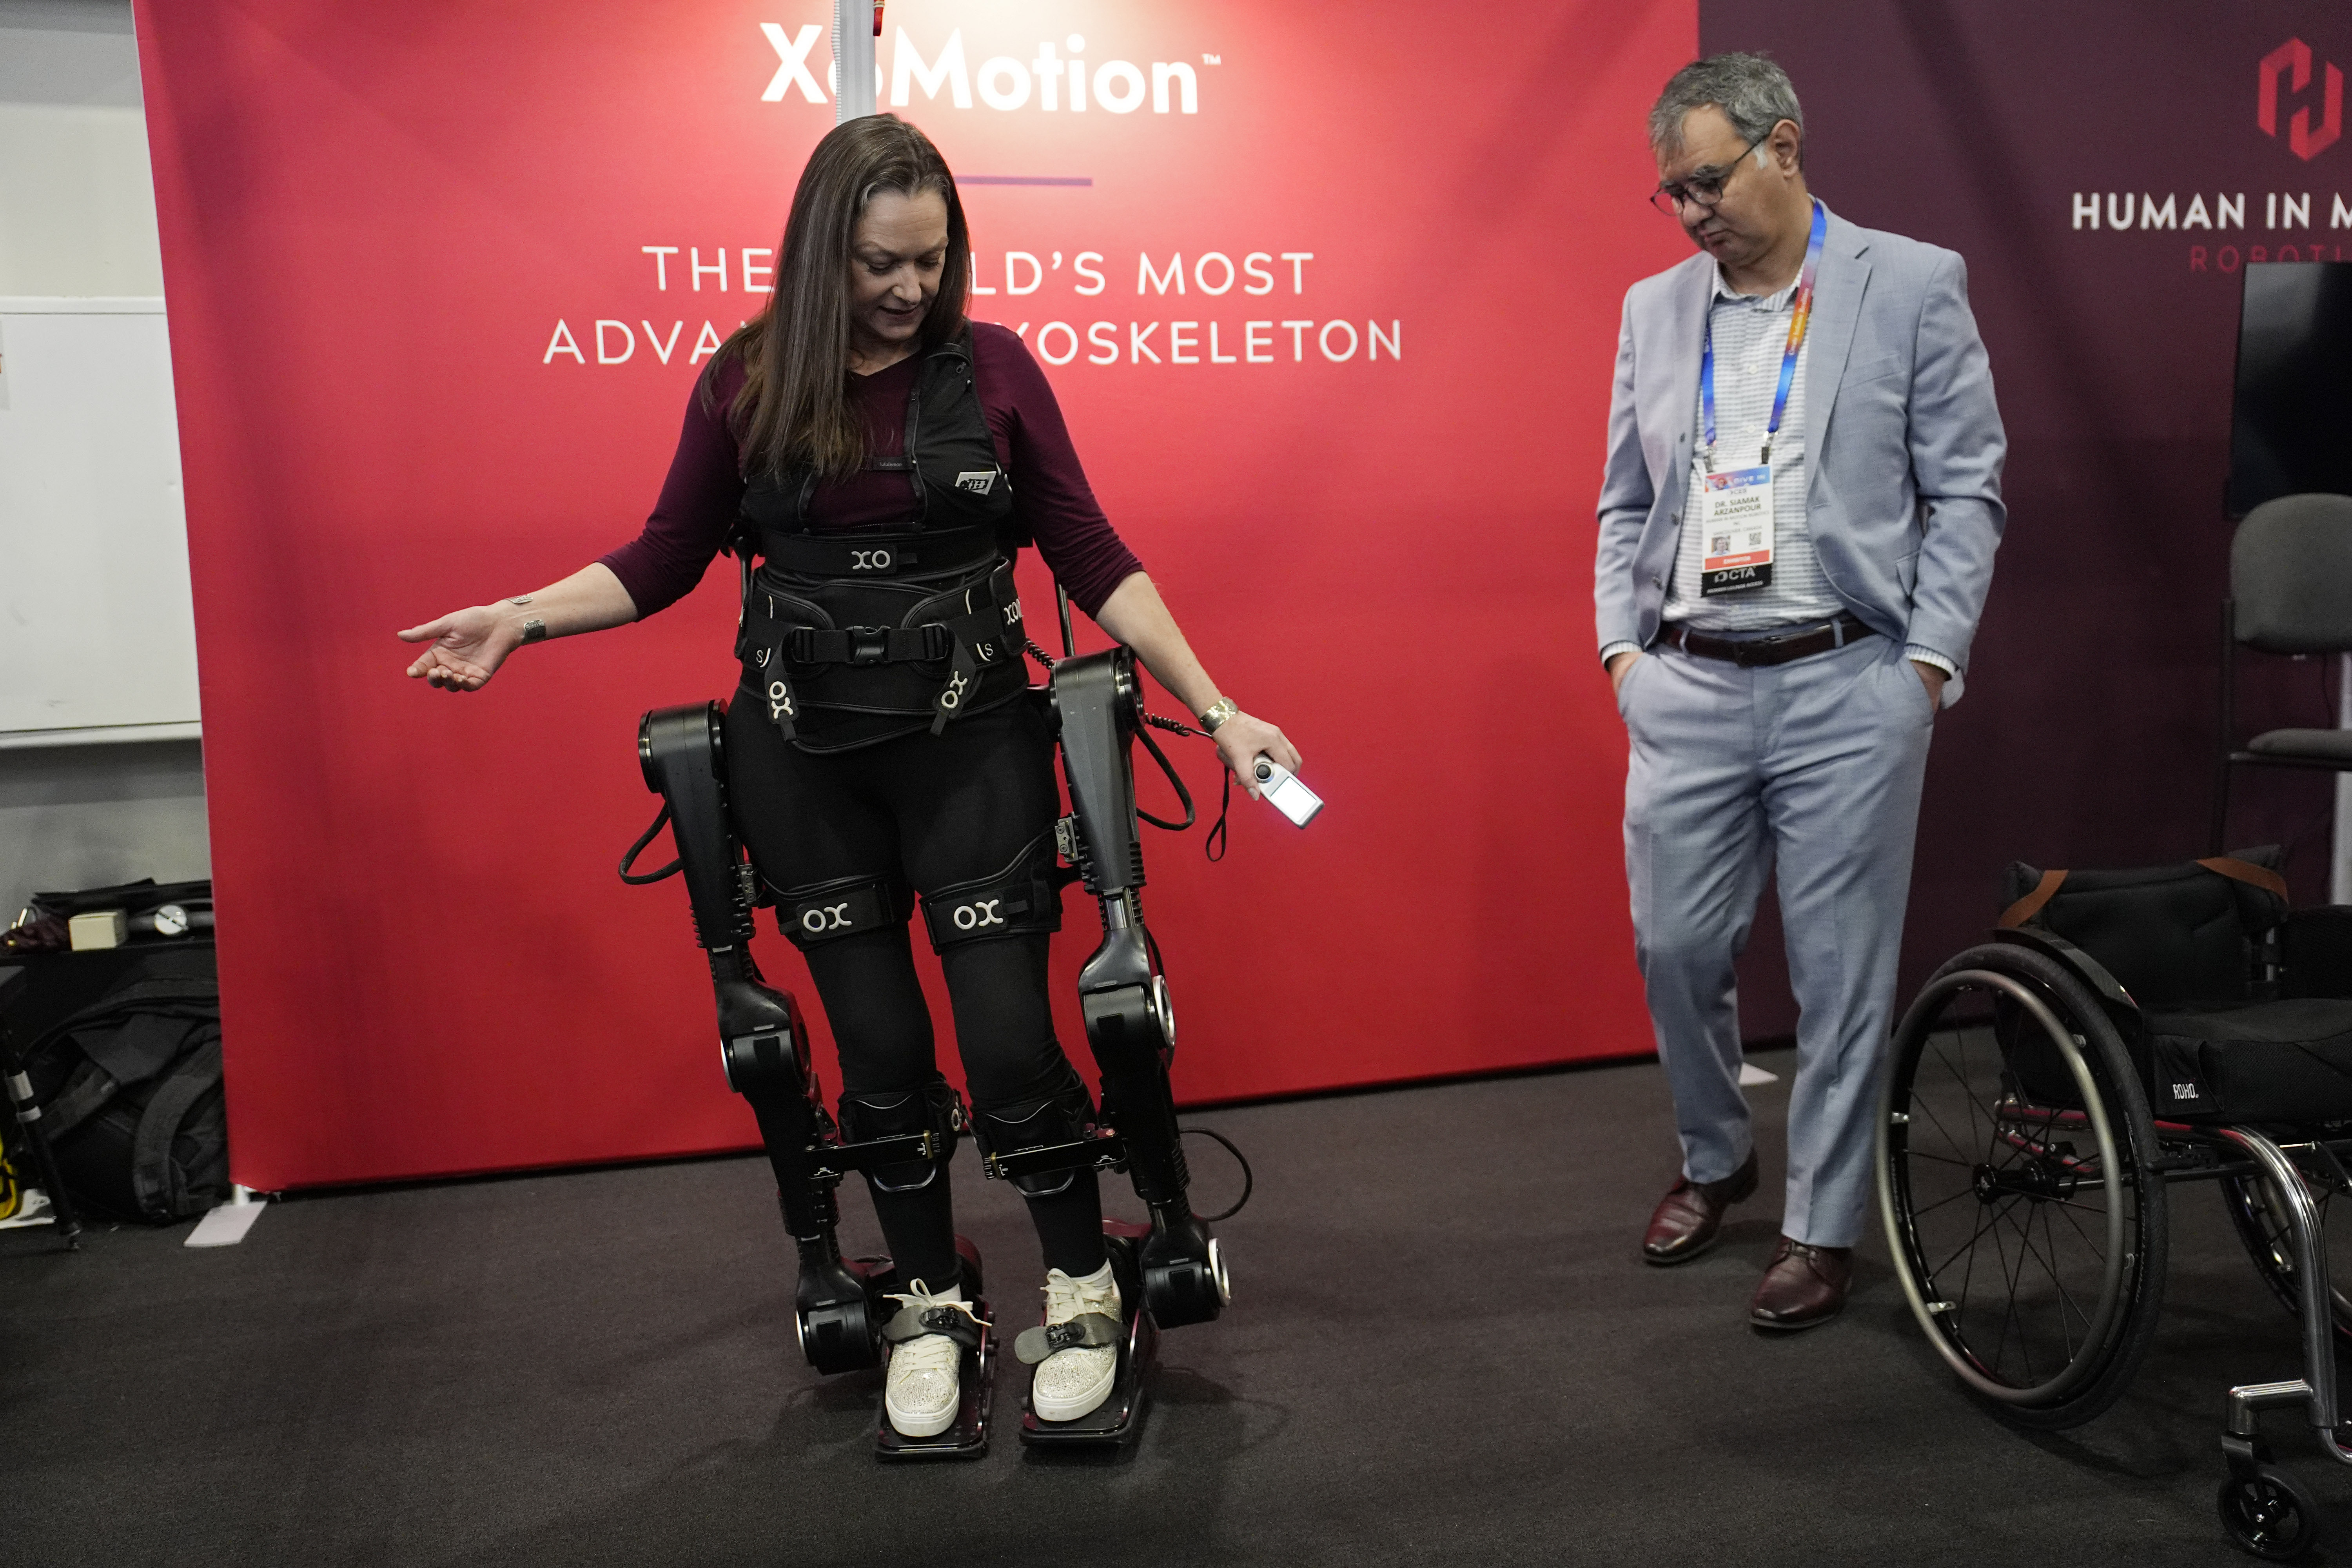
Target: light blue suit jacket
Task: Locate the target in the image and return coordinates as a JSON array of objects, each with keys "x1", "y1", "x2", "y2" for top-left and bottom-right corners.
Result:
[{"x1": 1593, "y1": 206, "x2": 2006, "y2": 704}]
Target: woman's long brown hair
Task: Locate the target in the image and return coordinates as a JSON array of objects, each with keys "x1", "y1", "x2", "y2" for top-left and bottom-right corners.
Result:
[{"x1": 708, "y1": 114, "x2": 971, "y2": 481}]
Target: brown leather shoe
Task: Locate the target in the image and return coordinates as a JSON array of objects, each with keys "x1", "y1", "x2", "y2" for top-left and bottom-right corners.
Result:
[
  {"x1": 1640, "y1": 1149, "x2": 1759, "y2": 1265},
  {"x1": 1749, "y1": 1236, "x2": 1853, "y2": 1331}
]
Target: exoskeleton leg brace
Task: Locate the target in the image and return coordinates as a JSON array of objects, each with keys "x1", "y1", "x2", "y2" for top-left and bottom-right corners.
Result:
[
  {"x1": 976, "y1": 650, "x2": 1231, "y2": 1328},
  {"x1": 630, "y1": 702, "x2": 964, "y2": 1372}
]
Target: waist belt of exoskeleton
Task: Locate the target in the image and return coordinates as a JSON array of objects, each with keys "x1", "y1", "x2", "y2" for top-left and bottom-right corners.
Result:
[
  {"x1": 744, "y1": 557, "x2": 1025, "y2": 744},
  {"x1": 757, "y1": 523, "x2": 999, "y2": 581}
]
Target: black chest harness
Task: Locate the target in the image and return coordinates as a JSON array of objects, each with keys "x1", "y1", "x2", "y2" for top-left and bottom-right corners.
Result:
[{"x1": 735, "y1": 330, "x2": 1027, "y2": 752}]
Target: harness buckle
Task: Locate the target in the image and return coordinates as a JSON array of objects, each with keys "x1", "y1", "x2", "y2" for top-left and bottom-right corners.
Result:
[{"x1": 848, "y1": 628, "x2": 890, "y2": 666}]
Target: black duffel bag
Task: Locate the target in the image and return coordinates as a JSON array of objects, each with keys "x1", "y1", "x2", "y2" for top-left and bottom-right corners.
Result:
[{"x1": 23, "y1": 955, "x2": 228, "y2": 1221}]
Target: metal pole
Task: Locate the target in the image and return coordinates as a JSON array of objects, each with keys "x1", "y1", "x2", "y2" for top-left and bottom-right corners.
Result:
[{"x1": 833, "y1": 0, "x2": 878, "y2": 123}]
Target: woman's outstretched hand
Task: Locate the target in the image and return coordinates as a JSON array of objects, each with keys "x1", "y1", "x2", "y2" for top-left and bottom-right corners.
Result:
[
  {"x1": 1212, "y1": 713, "x2": 1300, "y2": 798},
  {"x1": 398, "y1": 606, "x2": 521, "y2": 692}
]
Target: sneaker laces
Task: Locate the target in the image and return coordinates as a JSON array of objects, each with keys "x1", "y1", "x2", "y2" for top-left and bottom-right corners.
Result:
[
  {"x1": 886, "y1": 1279, "x2": 976, "y2": 1374},
  {"x1": 1044, "y1": 1266, "x2": 1121, "y2": 1327}
]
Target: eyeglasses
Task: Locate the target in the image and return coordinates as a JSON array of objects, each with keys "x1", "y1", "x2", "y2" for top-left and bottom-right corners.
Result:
[{"x1": 1649, "y1": 138, "x2": 1762, "y2": 217}]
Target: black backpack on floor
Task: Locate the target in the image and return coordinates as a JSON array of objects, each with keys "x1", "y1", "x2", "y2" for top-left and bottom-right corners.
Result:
[{"x1": 24, "y1": 957, "x2": 228, "y2": 1222}]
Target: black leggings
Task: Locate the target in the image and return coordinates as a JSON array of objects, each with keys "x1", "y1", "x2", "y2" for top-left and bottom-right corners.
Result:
[{"x1": 724, "y1": 690, "x2": 1107, "y2": 1288}]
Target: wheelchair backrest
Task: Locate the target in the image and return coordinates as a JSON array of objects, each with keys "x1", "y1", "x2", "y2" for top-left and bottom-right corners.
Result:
[{"x1": 1999, "y1": 848, "x2": 2287, "y2": 1007}]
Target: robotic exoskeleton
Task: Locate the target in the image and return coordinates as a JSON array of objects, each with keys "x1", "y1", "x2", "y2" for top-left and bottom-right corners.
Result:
[
  {"x1": 624, "y1": 636, "x2": 1230, "y2": 1435},
  {"x1": 629, "y1": 703, "x2": 980, "y2": 1382}
]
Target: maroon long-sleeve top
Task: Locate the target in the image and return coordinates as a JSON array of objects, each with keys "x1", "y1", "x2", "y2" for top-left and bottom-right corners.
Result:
[{"x1": 599, "y1": 321, "x2": 1143, "y2": 619}]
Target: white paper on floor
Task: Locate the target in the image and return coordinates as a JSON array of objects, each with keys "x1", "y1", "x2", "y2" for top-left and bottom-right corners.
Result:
[
  {"x1": 0, "y1": 1188, "x2": 53, "y2": 1229},
  {"x1": 1738, "y1": 1062, "x2": 1780, "y2": 1085},
  {"x1": 185, "y1": 1200, "x2": 265, "y2": 1248}
]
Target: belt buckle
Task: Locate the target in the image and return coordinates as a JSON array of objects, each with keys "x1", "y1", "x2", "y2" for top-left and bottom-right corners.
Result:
[{"x1": 848, "y1": 628, "x2": 889, "y2": 666}]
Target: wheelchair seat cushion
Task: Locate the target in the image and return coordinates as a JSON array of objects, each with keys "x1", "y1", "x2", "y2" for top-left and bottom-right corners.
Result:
[{"x1": 2143, "y1": 998, "x2": 2352, "y2": 1123}]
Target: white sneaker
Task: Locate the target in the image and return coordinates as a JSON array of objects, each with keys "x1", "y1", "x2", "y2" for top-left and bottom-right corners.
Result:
[
  {"x1": 1029, "y1": 1262, "x2": 1122, "y2": 1423},
  {"x1": 882, "y1": 1280, "x2": 974, "y2": 1439}
]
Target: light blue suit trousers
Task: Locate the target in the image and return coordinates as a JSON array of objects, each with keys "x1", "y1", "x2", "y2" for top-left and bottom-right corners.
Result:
[{"x1": 1619, "y1": 633, "x2": 1934, "y2": 1247}]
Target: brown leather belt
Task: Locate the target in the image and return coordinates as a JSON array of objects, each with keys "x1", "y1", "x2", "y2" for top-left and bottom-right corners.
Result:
[{"x1": 1657, "y1": 613, "x2": 1877, "y2": 668}]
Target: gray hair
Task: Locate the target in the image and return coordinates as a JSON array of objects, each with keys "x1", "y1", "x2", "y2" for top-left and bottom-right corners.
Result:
[{"x1": 1648, "y1": 53, "x2": 1804, "y2": 166}]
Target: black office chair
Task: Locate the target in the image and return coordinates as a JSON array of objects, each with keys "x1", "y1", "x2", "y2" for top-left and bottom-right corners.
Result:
[{"x1": 2212, "y1": 492, "x2": 2352, "y2": 853}]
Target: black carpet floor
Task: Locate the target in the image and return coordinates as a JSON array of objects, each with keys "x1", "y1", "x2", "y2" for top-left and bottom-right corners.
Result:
[{"x1": 1, "y1": 1047, "x2": 2332, "y2": 1567}]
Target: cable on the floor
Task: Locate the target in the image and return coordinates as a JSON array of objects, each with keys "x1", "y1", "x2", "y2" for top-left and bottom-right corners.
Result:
[{"x1": 1180, "y1": 1126, "x2": 1252, "y2": 1221}]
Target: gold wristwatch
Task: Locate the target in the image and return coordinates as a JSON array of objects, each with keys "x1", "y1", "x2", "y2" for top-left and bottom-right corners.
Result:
[{"x1": 1198, "y1": 698, "x2": 1238, "y2": 734}]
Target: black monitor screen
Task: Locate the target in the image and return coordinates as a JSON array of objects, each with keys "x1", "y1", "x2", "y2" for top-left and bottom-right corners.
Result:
[{"x1": 2229, "y1": 261, "x2": 2352, "y2": 517}]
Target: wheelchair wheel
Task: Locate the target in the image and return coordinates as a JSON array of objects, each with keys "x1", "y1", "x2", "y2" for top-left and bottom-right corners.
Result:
[
  {"x1": 1877, "y1": 942, "x2": 2167, "y2": 1429},
  {"x1": 2221, "y1": 1160, "x2": 2352, "y2": 1346},
  {"x1": 2218, "y1": 1467, "x2": 2321, "y2": 1561}
]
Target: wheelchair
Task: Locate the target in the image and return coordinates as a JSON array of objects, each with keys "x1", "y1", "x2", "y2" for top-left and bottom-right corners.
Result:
[{"x1": 1876, "y1": 846, "x2": 2352, "y2": 1560}]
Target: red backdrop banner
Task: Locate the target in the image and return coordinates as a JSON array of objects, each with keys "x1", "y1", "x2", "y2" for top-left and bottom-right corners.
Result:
[{"x1": 132, "y1": 0, "x2": 1695, "y2": 1190}]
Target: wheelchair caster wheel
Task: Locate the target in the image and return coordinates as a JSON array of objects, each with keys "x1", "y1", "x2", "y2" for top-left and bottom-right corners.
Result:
[{"x1": 2218, "y1": 1467, "x2": 2321, "y2": 1561}]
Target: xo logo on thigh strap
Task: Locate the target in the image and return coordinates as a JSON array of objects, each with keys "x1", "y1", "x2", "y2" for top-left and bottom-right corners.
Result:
[
  {"x1": 777, "y1": 877, "x2": 900, "y2": 948},
  {"x1": 917, "y1": 830, "x2": 1062, "y2": 951},
  {"x1": 849, "y1": 548, "x2": 893, "y2": 572},
  {"x1": 952, "y1": 898, "x2": 1006, "y2": 932}
]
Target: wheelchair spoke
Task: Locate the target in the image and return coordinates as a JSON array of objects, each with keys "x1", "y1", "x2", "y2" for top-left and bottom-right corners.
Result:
[
  {"x1": 1907, "y1": 1185, "x2": 1980, "y2": 1221},
  {"x1": 2012, "y1": 1199, "x2": 2078, "y2": 1359},
  {"x1": 1923, "y1": 1043, "x2": 1978, "y2": 1159},
  {"x1": 2008, "y1": 1197, "x2": 2085, "y2": 1360},
  {"x1": 1934, "y1": 1031, "x2": 1988, "y2": 1154},
  {"x1": 1987, "y1": 1196, "x2": 2030, "y2": 1383},
  {"x1": 1909, "y1": 1092, "x2": 1977, "y2": 1166},
  {"x1": 2050, "y1": 1192, "x2": 2108, "y2": 1261},
  {"x1": 1929, "y1": 1205, "x2": 2009, "y2": 1281}
]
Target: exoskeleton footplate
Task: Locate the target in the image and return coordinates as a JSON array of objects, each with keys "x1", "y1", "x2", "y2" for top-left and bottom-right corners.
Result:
[{"x1": 1019, "y1": 1224, "x2": 1158, "y2": 1450}]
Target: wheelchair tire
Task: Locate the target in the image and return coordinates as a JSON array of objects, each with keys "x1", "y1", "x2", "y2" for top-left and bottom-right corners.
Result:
[
  {"x1": 2220, "y1": 1164, "x2": 2352, "y2": 1348},
  {"x1": 2218, "y1": 1467, "x2": 2321, "y2": 1561},
  {"x1": 1876, "y1": 942, "x2": 2167, "y2": 1430}
]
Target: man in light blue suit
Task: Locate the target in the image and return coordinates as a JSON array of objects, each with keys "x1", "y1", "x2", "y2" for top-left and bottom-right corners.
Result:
[{"x1": 1596, "y1": 54, "x2": 2005, "y2": 1330}]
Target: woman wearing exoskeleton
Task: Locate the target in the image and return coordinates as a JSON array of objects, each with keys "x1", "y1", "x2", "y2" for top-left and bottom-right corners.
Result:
[{"x1": 395, "y1": 115, "x2": 1298, "y2": 1439}]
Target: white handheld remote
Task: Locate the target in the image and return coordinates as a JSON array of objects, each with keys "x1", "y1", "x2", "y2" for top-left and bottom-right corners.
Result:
[{"x1": 1251, "y1": 755, "x2": 1324, "y2": 827}]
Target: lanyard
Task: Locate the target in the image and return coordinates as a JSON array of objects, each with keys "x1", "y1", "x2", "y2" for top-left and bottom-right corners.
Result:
[{"x1": 1699, "y1": 198, "x2": 1828, "y2": 470}]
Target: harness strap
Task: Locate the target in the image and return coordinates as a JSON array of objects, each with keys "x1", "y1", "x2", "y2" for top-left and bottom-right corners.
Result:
[
  {"x1": 1013, "y1": 1312, "x2": 1122, "y2": 1365},
  {"x1": 786, "y1": 624, "x2": 949, "y2": 665},
  {"x1": 743, "y1": 562, "x2": 1024, "y2": 741},
  {"x1": 753, "y1": 642, "x2": 797, "y2": 740},
  {"x1": 761, "y1": 524, "x2": 995, "y2": 580},
  {"x1": 1996, "y1": 856, "x2": 2292, "y2": 931},
  {"x1": 880, "y1": 1299, "x2": 984, "y2": 1351},
  {"x1": 2196, "y1": 856, "x2": 2291, "y2": 901},
  {"x1": 41, "y1": 1059, "x2": 122, "y2": 1139},
  {"x1": 770, "y1": 871, "x2": 907, "y2": 948},
  {"x1": 918, "y1": 830, "x2": 1063, "y2": 951},
  {"x1": 1997, "y1": 870, "x2": 2067, "y2": 930},
  {"x1": 130, "y1": 1036, "x2": 221, "y2": 1218}
]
